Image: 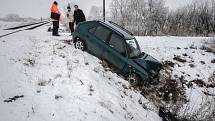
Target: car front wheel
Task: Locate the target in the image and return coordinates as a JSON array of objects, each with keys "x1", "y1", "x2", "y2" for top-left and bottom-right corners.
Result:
[{"x1": 74, "y1": 39, "x2": 86, "y2": 51}]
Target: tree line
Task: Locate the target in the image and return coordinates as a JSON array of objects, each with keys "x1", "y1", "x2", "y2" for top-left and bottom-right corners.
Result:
[{"x1": 109, "y1": 0, "x2": 215, "y2": 36}]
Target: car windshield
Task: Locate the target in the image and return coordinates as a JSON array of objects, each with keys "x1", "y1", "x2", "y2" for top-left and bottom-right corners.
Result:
[{"x1": 126, "y1": 39, "x2": 141, "y2": 58}]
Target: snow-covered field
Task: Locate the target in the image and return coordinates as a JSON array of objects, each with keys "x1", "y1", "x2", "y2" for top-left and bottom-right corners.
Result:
[
  {"x1": 137, "y1": 36, "x2": 215, "y2": 120},
  {"x1": 0, "y1": 21, "x2": 161, "y2": 121},
  {"x1": 0, "y1": 21, "x2": 214, "y2": 121}
]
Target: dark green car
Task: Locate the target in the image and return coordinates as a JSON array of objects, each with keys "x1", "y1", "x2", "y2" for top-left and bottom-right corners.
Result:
[{"x1": 73, "y1": 20, "x2": 162, "y2": 86}]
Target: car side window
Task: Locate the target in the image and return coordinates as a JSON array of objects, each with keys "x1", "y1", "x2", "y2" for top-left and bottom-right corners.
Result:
[
  {"x1": 88, "y1": 26, "x2": 97, "y2": 34},
  {"x1": 109, "y1": 34, "x2": 126, "y2": 55},
  {"x1": 94, "y1": 26, "x2": 111, "y2": 42}
]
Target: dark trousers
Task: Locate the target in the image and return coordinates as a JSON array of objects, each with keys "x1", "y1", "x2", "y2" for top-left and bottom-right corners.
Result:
[
  {"x1": 52, "y1": 21, "x2": 59, "y2": 35},
  {"x1": 69, "y1": 22, "x2": 74, "y2": 34}
]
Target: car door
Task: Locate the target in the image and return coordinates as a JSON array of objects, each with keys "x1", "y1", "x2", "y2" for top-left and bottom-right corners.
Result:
[
  {"x1": 85, "y1": 25, "x2": 111, "y2": 57},
  {"x1": 102, "y1": 33, "x2": 128, "y2": 72}
]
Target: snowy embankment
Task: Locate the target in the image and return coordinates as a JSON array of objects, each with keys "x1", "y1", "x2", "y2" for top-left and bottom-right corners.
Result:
[
  {"x1": 137, "y1": 36, "x2": 215, "y2": 120},
  {"x1": 0, "y1": 21, "x2": 214, "y2": 121},
  {"x1": 0, "y1": 22, "x2": 160, "y2": 121}
]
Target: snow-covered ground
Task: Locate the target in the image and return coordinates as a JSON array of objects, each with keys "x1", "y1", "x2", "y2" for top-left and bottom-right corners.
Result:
[
  {"x1": 137, "y1": 36, "x2": 215, "y2": 120},
  {"x1": 0, "y1": 21, "x2": 161, "y2": 121},
  {"x1": 0, "y1": 21, "x2": 214, "y2": 121}
]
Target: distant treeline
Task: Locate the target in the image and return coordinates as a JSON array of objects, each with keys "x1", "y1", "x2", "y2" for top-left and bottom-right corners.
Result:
[
  {"x1": 0, "y1": 14, "x2": 37, "y2": 22},
  {"x1": 109, "y1": 0, "x2": 215, "y2": 36}
]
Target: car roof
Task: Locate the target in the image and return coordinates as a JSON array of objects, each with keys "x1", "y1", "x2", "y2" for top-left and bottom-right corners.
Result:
[
  {"x1": 99, "y1": 21, "x2": 134, "y2": 40},
  {"x1": 79, "y1": 20, "x2": 135, "y2": 40},
  {"x1": 81, "y1": 20, "x2": 134, "y2": 40}
]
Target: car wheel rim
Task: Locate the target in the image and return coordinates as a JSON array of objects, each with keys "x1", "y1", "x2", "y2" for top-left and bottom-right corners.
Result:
[
  {"x1": 128, "y1": 74, "x2": 138, "y2": 86},
  {"x1": 76, "y1": 41, "x2": 84, "y2": 50}
]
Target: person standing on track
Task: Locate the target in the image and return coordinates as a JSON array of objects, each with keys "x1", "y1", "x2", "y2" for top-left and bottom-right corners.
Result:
[
  {"x1": 66, "y1": 5, "x2": 74, "y2": 35},
  {"x1": 50, "y1": 1, "x2": 61, "y2": 36},
  {"x1": 73, "y1": 5, "x2": 86, "y2": 25}
]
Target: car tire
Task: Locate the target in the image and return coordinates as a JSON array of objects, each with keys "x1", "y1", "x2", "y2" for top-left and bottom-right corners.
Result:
[
  {"x1": 74, "y1": 38, "x2": 86, "y2": 51},
  {"x1": 127, "y1": 73, "x2": 140, "y2": 86}
]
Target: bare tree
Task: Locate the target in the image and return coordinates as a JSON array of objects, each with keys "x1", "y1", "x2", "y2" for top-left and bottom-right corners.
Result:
[{"x1": 109, "y1": 0, "x2": 215, "y2": 36}]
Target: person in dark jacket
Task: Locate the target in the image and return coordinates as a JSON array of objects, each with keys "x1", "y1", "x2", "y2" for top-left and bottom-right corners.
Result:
[
  {"x1": 73, "y1": 5, "x2": 86, "y2": 25},
  {"x1": 50, "y1": 1, "x2": 61, "y2": 36}
]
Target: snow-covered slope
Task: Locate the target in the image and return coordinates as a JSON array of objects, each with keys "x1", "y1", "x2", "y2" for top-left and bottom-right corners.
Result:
[
  {"x1": 0, "y1": 21, "x2": 161, "y2": 121},
  {"x1": 0, "y1": 21, "x2": 214, "y2": 121},
  {"x1": 136, "y1": 36, "x2": 215, "y2": 120}
]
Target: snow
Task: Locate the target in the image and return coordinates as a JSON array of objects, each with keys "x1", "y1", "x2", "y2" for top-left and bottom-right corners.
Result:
[
  {"x1": 0, "y1": 21, "x2": 214, "y2": 121},
  {"x1": 136, "y1": 36, "x2": 215, "y2": 119},
  {"x1": 136, "y1": 36, "x2": 214, "y2": 81},
  {"x1": 0, "y1": 21, "x2": 161, "y2": 121}
]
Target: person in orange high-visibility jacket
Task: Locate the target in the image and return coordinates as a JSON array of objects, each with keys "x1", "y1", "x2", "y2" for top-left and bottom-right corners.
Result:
[
  {"x1": 51, "y1": 2, "x2": 61, "y2": 15},
  {"x1": 50, "y1": 1, "x2": 61, "y2": 36}
]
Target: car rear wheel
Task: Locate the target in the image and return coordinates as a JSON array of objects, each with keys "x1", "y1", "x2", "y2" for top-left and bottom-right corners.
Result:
[
  {"x1": 127, "y1": 73, "x2": 140, "y2": 86},
  {"x1": 75, "y1": 39, "x2": 86, "y2": 51}
]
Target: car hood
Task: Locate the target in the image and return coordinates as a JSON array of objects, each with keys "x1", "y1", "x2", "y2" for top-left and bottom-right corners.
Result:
[{"x1": 133, "y1": 53, "x2": 162, "y2": 75}]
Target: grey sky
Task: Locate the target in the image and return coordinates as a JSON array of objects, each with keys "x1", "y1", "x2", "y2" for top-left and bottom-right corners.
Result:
[{"x1": 0, "y1": 0, "x2": 193, "y2": 19}]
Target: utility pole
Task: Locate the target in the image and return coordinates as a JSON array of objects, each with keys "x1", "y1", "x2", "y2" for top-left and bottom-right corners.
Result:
[{"x1": 103, "y1": 0, "x2": 105, "y2": 22}]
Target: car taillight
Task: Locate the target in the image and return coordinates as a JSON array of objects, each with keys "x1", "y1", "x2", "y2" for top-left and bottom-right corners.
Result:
[
  {"x1": 76, "y1": 24, "x2": 79, "y2": 29},
  {"x1": 76, "y1": 28, "x2": 81, "y2": 34},
  {"x1": 75, "y1": 24, "x2": 79, "y2": 32}
]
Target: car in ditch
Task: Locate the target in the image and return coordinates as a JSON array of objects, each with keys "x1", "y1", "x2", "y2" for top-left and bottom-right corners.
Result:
[{"x1": 72, "y1": 20, "x2": 162, "y2": 86}]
